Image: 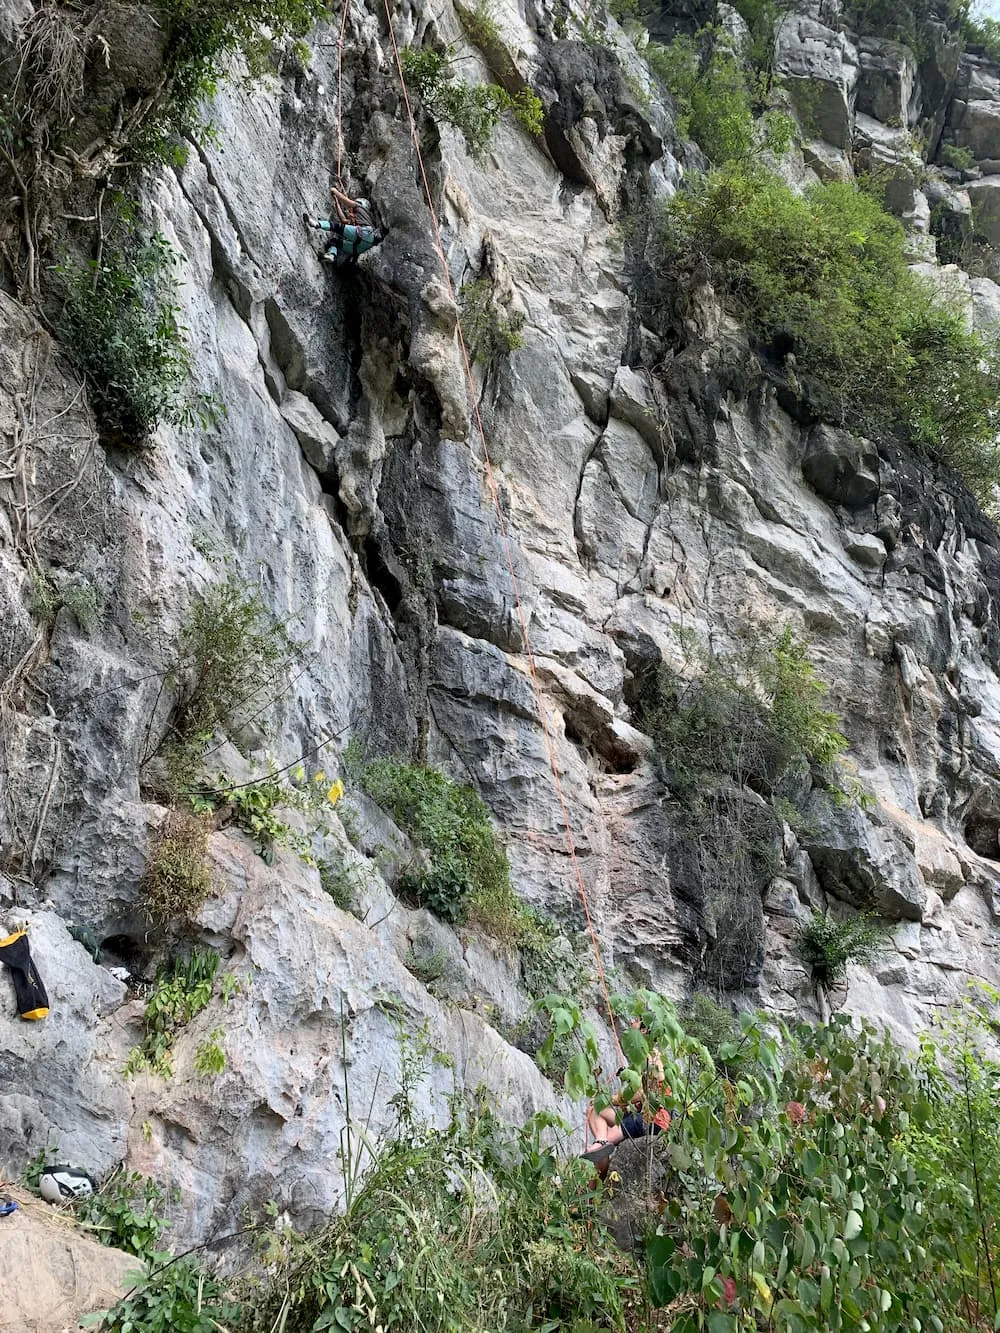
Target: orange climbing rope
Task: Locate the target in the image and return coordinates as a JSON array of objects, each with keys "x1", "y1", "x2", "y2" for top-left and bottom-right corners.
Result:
[{"x1": 371, "y1": 1, "x2": 625, "y2": 1076}]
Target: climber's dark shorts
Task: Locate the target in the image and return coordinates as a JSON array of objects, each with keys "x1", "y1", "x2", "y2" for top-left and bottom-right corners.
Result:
[{"x1": 621, "y1": 1113, "x2": 662, "y2": 1140}]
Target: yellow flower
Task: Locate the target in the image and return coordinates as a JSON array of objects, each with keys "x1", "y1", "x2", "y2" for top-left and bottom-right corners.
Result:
[
  {"x1": 313, "y1": 770, "x2": 325, "y2": 784},
  {"x1": 326, "y1": 779, "x2": 344, "y2": 806}
]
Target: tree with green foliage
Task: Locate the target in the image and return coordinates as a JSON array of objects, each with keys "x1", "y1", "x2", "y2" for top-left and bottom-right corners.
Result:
[
  {"x1": 795, "y1": 909, "x2": 885, "y2": 986},
  {"x1": 401, "y1": 47, "x2": 543, "y2": 160},
  {"x1": 460, "y1": 276, "x2": 525, "y2": 366},
  {"x1": 359, "y1": 757, "x2": 511, "y2": 924},
  {"x1": 88, "y1": 1256, "x2": 241, "y2": 1333},
  {"x1": 643, "y1": 625, "x2": 849, "y2": 800},
  {"x1": 963, "y1": 12, "x2": 1000, "y2": 60},
  {"x1": 658, "y1": 166, "x2": 1000, "y2": 505},
  {"x1": 55, "y1": 232, "x2": 205, "y2": 447},
  {"x1": 146, "y1": 574, "x2": 303, "y2": 791},
  {"x1": 123, "y1": 948, "x2": 220, "y2": 1077},
  {"x1": 90, "y1": 983, "x2": 1000, "y2": 1333},
  {"x1": 646, "y1": 25, "x2": 793, "y2": 165},
  {"x1": 135, "y1": 0, "x2": 332, "y2": 155}
]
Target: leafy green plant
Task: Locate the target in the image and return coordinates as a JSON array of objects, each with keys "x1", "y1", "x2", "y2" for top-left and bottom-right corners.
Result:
[
  {"x1": 940, "y1": 141, "x2": 976, "y2": 171},
  {"x1": 657, "y1": 166, "x2": 1000, "y2": 504},
  {"x1": 317, "y1": 858, "x2": 357, "y2": 912},
  {"x1": 360, "y1": 758, "x2": 510, "y2": 925},
  {"x1": 75, "y1": 1169, "x2": 168, "y2": 1261},
  {"x1": 140, "y1": 811, "x2": 214, "y2": 926},
  {"x1": 243, "y1": 1102, "x2": 625, "y2": 1333},
  {"x1": 795, "y1": 909, "x2": 885, "y2": 985},
  {"x1": 90, "y1": 984, "x2": 1000, "y2": 1333},
  {"x1": 55, "y1": 233, "x2": 207, "y2": 448},
  {"x1": 86, "y1": 1256, "x2": 242, "y2": 1333},
  {"x1": 124, "y1": 949, "x2": 220, "y2": 1077},
  {"x1": 401, "y1": 47, "x2": 543, "y2": 159},
  {"x1": 639, "y1": 626, "x2": 851, "y2": 992},
  {"x1": 643, "y1": 625, "x2": 849, "y2": 800},
  {"x1": 194, "y1": 1027, "x2": 226, "y2": 1076},
  {"x1": 132, "y1": 0, "x2": 330, "y2": 158},
  {"x1": 151, "y1": 574, "x2": 302, "y2": 790},
  {"x1": 679, "y1": 990, "x2": 742, "y2": 1059},
  {"x1": 909, "y1": 982, "x2": 1000, "y2": 1328},
  {"x1": 457, "y1": 0, "x2": 505, "y2": 51},
  {"x1": 646, "y1": 27, "x2": 793, "y2": 164},
  {"x1": 404, "y1": 944, "x2": 453, "y2": 990},
  {"x1": 963, "y1": 12, "x2": 1000, "y2": 60},
  {"x1": 190, "y1": 766, "x2": 343, "y2": 863},
  {"x1": 460, "y1": 276, "x2": 525, "y2": 365},
  {"x1": 21, "y1": 1143, "x2": 59, "y2": 1191},
  {"x1": 844, "y1": 0, "x2": 967, "y2": 53},
  {"x1": 28, "y1": 570, "x2": 102, "y2": 633},
  {"x1": 530, "y1": 984, "x2": 1000, "y2": 1330},
  {"x1": 210, "y1": 773, "x2": 300, "y2": 863}
]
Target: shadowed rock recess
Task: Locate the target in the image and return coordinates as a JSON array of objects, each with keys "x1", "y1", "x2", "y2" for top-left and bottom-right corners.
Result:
[{"x1": 0, "y1": 0, "x2": 999, "y2": 1256}]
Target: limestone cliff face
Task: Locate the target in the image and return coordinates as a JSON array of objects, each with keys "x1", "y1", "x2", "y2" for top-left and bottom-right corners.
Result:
[{"x1": 1, "y1": 0, "x2": 999, "y2": 1246}]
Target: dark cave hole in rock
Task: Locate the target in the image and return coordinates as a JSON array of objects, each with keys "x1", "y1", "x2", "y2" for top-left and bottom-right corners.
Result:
[
  {"x1": 363, "y1": 535, "x2": 403, "y2": 613},
  {"x1": 99, "y1": 933, "x2": 157, "y2": 979},
  {"x1": 964, "y1": 815, "x2": 1000, "y2": 860}
]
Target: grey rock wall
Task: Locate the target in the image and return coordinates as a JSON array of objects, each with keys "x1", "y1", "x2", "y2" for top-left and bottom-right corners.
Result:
[{"x1": 0, "y1": 0, "x2": 999, "y2": 1247}]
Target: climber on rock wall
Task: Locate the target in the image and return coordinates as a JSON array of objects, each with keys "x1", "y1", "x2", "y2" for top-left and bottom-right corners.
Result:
[{"x1": 303, "y1": 185, "x2": 386, "y2": 266}]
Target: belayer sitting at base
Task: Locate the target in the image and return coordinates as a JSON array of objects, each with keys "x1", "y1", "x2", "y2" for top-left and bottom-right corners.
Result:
[
  {"x1": 582, "y1": 1026, "x2": 671, "y2": 1162},
  {"x1": 303, "y1": 185, "x2": 385, "y2": 266}
]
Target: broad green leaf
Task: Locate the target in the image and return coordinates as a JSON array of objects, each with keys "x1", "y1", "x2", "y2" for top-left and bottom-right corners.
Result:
[
  {"x1": 565, "y1": 1051, "x2": 592, "y2": 1099},
  {"x1": 708, "y1": 1313, "x2": 736, "y2": 1333},
  {"x1": 621, "y1": 1026, "x2": 650, "y2": 1068},
  {"x1": 802, "y1": 1147, "x2": 823, "y2": 1178}
]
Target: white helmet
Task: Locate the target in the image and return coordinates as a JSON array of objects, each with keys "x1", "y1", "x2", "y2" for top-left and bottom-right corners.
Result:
[{"x1": 39, "y1": 1166, "x2": 95, "y2": 1203}]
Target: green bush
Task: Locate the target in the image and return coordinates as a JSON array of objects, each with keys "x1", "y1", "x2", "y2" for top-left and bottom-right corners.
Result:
[
  {"x1": 401, "y1": 47, "x2": 543, "y2": 160},
  {"x1": 360, "y1": 758, "x2": 510, "y2": 924},
  {"x1": 460, "y1": 277, "x2": 525, "y2": 365},
  {"x1": 124, "y1": 949, "x2": 220, "y2": 1077},
  {"x1": 75, "y1": 1169, "x2": 168, "y2": 1262},
  {"x1": 94, "y1": 984, "x2": 1000, "y2": 1333},
  {"x1": 940, "y1": 141, "x2": 976, "y2": 171},
  {"x1": 55, "y1": 233, "x2": 203, "y2": 448},
  {"x1": 648, "y1": 35, "x2": 755, "y2": 164},
  {"x1": 243, "y1": 1104, "x2": 625, "y2": 1333},
  {"x1": 647, "y1": 28, "x2": 793, "y2": 164},
  {"x1": 88, "y1": 1256, "x2": 242, "y2": 1333},
  {"x1": 844, "y1": 0, "x2": 966, "y2": 52},
  {"x1": 155, "y1": 575, "x2": 302, "y2": 789},
  {"x1": 535, "y1": 985, "x2": 1000, "y2": 1330},
  {"x1": 28, "y1": 570, "x2": 102, "y2": 633},
  {"x1": 658, "y1": 166, "x2": 1000, "y2": 504},
  {"x1": 317, "y1": 858, "x2": 359, "y2": 912},
  {"x1": 641, "y1": 627, "x2": 851, "y2": 991},
  {"x1": 961, "y1": 12, "x2": 1000, "y2": 61},
  {"x1": 136, "y1": 0, "x2": 330, "y2": 156},
  {"x1": 643, "y1": 625, "x2": 848, "y2": 799},
  {"x1": 140, "y1": 811, "x2": 214, "y2": 925},
  {"x1": 795, "y1": 909, "x2": 885, "y2": 985}
]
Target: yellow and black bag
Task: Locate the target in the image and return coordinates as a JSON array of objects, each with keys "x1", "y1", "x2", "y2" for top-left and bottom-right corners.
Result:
[{"x1": 0, "y1": 929, "x2": 49, "y2": 1020}]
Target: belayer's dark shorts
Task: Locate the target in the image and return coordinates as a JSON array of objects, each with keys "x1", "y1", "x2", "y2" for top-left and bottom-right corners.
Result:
[{"x1": 621, "y1": 1112, "x2": 662, "y2": 1139}]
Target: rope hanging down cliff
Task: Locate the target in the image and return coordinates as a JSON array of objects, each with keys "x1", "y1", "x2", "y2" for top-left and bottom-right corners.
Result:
[{"x1": 354, "y1": 0, "x2": 626, "y2": 1073}]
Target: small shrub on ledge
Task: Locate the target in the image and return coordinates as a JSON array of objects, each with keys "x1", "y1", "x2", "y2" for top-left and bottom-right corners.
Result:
[
  {"x1": 795, "y1": 908, "x2": 885, "y2": 986},
  {"x1": 55, "y1": 231, "x2": 210, "y2": 449}
]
